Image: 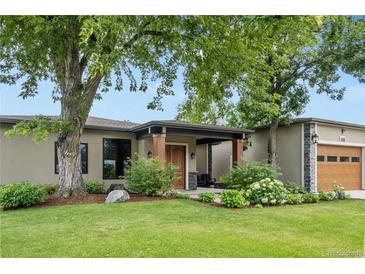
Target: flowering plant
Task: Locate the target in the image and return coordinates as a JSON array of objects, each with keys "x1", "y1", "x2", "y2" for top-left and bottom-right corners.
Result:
[{"x1": 246, "y1": 178, "x2": 287, "y2": 206}]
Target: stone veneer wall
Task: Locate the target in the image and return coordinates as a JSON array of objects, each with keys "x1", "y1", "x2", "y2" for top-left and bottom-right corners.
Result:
[
  {"x1": 303, "y1": 123, "x2": 316, "y2": 192},
  {"x1": 188, "y1": 172, "x2": 198, "y2": 190}
]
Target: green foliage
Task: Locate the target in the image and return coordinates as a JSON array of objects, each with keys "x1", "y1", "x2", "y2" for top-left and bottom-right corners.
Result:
[
  {"x1": 0, "y1": 182, "x2": 46, "y2": 209},
  {"x1": 177, "y1": 16, "x2": 365, "y2": 156},
  {"x1": 286, "y1": 194, "x2": 303, "y2": 205},
  {"x1": 82, "y1": 180, "x2": 106, "y2": 194},
  {"x1": 4, "y1": 115, "x2": 75, "y2": 144},
  {"x1": 245, "y1": 178, "x2": 287, "y2": 206},
  {"x1": 220, "y1": 190, "x2": 246, "y2": 208},
  {"x1": 302, "y1": 193, "x2": 320, "y2": 203},
  {"x1": 42, "y1": 184, "x2": 59, "y2": 195},
  {"x1": 318, "y1": 191, "x2": 334, "y2": 201},
  {"x1": 198, "y1": 192, "x2": 215, "y2": 203},
  {"x1": 221, "y1": 161, "x2": 281, "y2": 190},
  {"x1": 125, "y1": 154, "x2": 178, "y2": 196},
  {"x1": 333, "y1": 184, "x2": 346, "y2": 200},
  {"x1": 286, "y1": 182, "x2": 306, "y2": 194}
]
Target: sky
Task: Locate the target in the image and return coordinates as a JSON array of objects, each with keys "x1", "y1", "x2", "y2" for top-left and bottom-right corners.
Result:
[{"x1": 0, "y1": 72, "x2": 364, "y2": 125}]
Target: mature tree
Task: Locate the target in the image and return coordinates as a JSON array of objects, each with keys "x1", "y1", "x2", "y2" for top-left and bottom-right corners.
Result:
[
  {"x1": 178, "y1": 16, "x2": 365, "y2": 166},
  {"x1": 1, "y1": 16, "x2": 253, "y2": 196}
]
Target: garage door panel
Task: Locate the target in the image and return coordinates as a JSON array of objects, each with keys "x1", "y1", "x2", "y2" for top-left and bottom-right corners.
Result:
[{"x1": 317, "y1": 145, "x2": 361, "y2": 191}]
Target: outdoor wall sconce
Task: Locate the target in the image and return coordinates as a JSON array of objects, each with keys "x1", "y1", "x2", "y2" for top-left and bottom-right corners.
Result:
[
  {"x1": 311, "y1": 133, "x2": 319, "y2": 144},
  {"x1": 190, "y1": 152, "x2": 195, "y2": 160},
  {"x1": 147, "y1": 150, "x2": 153, "y2": 158}
]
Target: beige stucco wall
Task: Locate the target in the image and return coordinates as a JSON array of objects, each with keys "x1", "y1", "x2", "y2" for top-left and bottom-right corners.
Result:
[
  {"x1": 212, "y1": 141, "x2": 232, "y2": 179},
  {"x1": 196, "y1": 144, "x2": 208, "y2": 174},
  {"x1": 245, "y1": 124, "x2": 303, "y2": 184},
  {"x1": 0, "y1": 124, "x2": 137, "y2": 185},
  {"x1": 316, "y1": 123, "x2": 365, "y2": 144}
]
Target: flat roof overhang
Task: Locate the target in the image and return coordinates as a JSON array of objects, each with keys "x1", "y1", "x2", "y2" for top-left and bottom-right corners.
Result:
[{"x1": 133, "y1": 122, "x2": 253, "y2": 142}]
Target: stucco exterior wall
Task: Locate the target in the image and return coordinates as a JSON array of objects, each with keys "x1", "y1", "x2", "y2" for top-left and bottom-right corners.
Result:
[
  {"x1": 196, "y1": 144, "x2": 208, "y2": 174},
  {"x1": 212, "y1": 141, "x2": 232, "y2": 180},
  {"x1": 316, "y1": 123, "x2": 365, "y2": 144},
  {"x1": 0, "y1": 124, "x2": 137, "y2": 185},
  {"x1": 245, "y1": 124, "x2": 303, "y2": 184}
]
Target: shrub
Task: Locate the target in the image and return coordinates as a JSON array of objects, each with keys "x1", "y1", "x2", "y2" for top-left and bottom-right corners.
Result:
[
  {"x1": 82, "y1": 180, "x2": 106, "y2": 194},
  {"x1": 125, "y1": 155, "x2": 179, "y2": 196},
  {"x1": 0, "y1": 182, "x2": 46, "y2": 209},
  {"x1": 286, "y1": 194, "x2": 303, "y2": 205},
  {"x1": 286, "y1": 182, "x2": 305, "y2": 194},
  {"x1": 302, "y1": 193, "x2": 319, "y2": 203},
  {"x1": 42, "y1": 184, "x2": 59, "y2": 195},
  {"x1": 333, "y1": 184, "x2": 346, "y2": 200},
  {"x1": 246, "y1": 178, "x2": 287, "y2": 206},
  {"x1": 318, "y1": 191, "x2": 334, "y2": 201},
  {"x1": 220, "y1": 190, "x2": 246, "y2": 208},
  {"x1": 198, "y1": 192, "x2": 215, "y2": 203},
  {"x1": 220, "y1": 161, "x2": 281, "y2": 190}
]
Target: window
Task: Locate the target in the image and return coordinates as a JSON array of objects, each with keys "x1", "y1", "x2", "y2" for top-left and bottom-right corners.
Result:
[
  {"x1": 340, "y1": 156, "x2": 349, "y2": 162},
  {"x1": 352, "y1": 157, "x2": 360, "y2": 163},
  {"x1": 317, "y1": 155, "x2": 325, "y2": 162},
  {"x1": 103, "y1": 138, "x2": 131, "y2": 179},
  {"x1": 327, "y1": 156, "x2": 337, "y2": 162},
  {"x1": 55, "y1": 143, "x2": 88, "y2": 174}
]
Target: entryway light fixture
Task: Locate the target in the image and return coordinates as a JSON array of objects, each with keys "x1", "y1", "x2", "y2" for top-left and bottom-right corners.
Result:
[
  {"x1": 147, "y1": 150, "x2": 153, "y2": 158},
  {"x1": 311, "y1": 133, "x2": 319, "y2": 144},
  {"x1": 190, "y1": 152, "x2": 195, "y2": 160}
]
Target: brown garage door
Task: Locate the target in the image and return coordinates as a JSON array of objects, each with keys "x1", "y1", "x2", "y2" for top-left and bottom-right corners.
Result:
[{"x1": 317, "y1": 145, "x2": 362, "y2": 191}]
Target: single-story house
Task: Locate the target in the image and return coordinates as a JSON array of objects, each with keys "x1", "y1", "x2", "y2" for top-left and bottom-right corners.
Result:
[
  {"x1": 209, "y1": 118, "x2": 365, "y2": 192},
  {"x1": 1, "y1": 115, "x2": 364, "y2": 192},
  {"x1": 0, "y1": 115, "x2": 252, "y2": 190}
]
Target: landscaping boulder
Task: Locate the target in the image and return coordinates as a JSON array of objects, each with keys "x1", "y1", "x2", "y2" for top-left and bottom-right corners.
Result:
[
  {"x1": 106, "y1": 183, "x2": 126, "y2": 194},
  {"x1": 105, "y1": 190, "x2": 130, "y2": 203}
]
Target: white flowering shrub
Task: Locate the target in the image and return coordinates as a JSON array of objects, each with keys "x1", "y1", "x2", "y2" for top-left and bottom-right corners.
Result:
[{"x1": 245, "y1": 178, "x2": 287, "y2": 206}]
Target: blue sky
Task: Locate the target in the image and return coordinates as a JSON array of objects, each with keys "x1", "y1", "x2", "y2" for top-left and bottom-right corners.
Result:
[{"x1": 1, "y1": 72, "x2": 364, "y2": 125}]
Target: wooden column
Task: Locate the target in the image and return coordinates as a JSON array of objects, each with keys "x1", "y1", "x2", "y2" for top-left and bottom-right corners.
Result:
[
  {"x1": 232, "y1": 138, "x2": 244, "y2": 166},
  {"x1": 152, "y1": 133, "x2": 166, "y2": 167}
]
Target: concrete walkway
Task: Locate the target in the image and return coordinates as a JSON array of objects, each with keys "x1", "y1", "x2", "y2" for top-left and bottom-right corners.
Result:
[
  {"x1": 345, "y1": 190, "x2": 365, "y2": 200},
  {"x1": 179, "y1": 187, "x2": 223, "y2": 201}
]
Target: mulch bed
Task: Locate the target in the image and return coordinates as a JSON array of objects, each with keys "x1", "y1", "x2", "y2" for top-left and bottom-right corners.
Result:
[{"x1": 38, "y1": 193, "x2": 170, "y2": 207}]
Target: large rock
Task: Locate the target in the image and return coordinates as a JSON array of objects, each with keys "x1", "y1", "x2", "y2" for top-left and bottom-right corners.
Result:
[
  {"x1": 106, "y1": 183, "x2": 126, "y2": 194},
  {"x1": 105, "y1": 190, "x2": 130, "y2": 204}
]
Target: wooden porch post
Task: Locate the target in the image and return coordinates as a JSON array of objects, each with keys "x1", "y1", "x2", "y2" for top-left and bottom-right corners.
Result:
[
  {"x1": 152, "y1": 133, "x2": 166, "y2": 167},
  {"x1": 232, "y1": 138, "x2": 244, "y2": 166}
]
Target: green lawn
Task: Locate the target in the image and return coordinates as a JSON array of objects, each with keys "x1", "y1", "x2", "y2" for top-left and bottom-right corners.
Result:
[{"x1": 1, "y1": 199, "x2": 364, "y2": 258}]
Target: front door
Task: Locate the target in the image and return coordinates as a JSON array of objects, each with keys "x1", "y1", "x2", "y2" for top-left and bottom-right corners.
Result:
[{"x1": 166, "y1": 145, "x2": 186, "y2": 189}]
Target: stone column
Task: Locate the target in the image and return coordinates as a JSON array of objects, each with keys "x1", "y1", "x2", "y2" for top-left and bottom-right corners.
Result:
[
  {"x1": 304, "y1": 123, "x2": 316, "y2": 192},
  {"x1": 232, "y1": 138, "x2": 244, "y2": 166},
  {"x1": 152, "y1": 133, "x2": 166, "y2": 167}
]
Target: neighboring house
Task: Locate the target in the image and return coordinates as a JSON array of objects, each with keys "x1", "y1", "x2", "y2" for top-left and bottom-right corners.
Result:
[
  {"x1": 211, "y1": 118, "x2": 365, "y2": 192},
  {"x1": 0, "y1": 115, "x2": 252, "y2": 190}
]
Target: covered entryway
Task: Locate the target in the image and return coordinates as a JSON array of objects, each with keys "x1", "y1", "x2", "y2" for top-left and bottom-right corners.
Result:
[
  {"x1": 166, "y1": 144, "x2": 186, "y2": 189},
  {"x1": 317, "y1": 144, "x2": 362, "y2": 191}
]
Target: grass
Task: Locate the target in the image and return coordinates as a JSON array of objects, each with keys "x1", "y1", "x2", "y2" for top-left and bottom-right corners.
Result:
[{"x1": 1, "y1": 199, "x2": 365, "y2": 258}]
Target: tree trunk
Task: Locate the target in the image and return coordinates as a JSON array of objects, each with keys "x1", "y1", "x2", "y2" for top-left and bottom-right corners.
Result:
[
  {"x1": 268, "y1": 120, "x2": 279, "y2": 167},
  {"x1": 56, "y1": 128, "x2": 85, "y2": 197}
]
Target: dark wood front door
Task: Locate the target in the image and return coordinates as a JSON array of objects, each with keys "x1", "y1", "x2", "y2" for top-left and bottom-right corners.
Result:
[{"x1": 166, "y1": 145, "x2": 186, "y2": 189}]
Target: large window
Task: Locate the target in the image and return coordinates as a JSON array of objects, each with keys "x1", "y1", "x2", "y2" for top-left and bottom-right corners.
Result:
[
  {"x1": 103, "y1": 138, "x2": 131, "y2": 179},
  {"x1": 55, "y1": 143, "x2": 88, "y2": 174}
]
